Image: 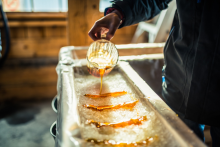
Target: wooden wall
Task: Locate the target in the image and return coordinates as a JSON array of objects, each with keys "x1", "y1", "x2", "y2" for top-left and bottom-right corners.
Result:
[
  {"x1": 0, "y1": 12, "x2": 68, "y2": 102},
  {"x1": 1, "y1": 12, "x2": 68, "y2": 58}
]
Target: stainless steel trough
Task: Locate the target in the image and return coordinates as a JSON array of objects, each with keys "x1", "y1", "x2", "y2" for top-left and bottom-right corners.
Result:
[{"x1": 55, "y1": 45, "x2": 206, "y2": 147}]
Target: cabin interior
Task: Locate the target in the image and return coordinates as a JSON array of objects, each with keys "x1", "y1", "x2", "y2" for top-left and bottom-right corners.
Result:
[{"x1": 0, "y1": 0, "x2": 212, "y2": 147}]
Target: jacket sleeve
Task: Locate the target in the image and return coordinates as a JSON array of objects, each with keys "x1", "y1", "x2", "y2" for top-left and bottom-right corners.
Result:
[{"x1": 104, "y1": 0, "x2": 172, "y2": 28}]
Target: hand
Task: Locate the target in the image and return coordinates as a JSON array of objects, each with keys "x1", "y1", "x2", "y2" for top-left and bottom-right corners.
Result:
[{"x1": 88, "y1": 11, "x2": 122, "y2": 41}]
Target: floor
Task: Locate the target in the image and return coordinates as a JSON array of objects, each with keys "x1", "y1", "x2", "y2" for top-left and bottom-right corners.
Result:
[
  {"x1": 0, "y1": 99, "x2": 212, "y2": 147},
  {"x1": 0, "y1": 100, "x2": 56, "y2": 147}
]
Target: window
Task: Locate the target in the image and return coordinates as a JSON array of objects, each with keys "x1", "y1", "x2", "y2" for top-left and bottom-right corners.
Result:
[
  {"x1": 2, "y1": 0, "x2": 68, "y2": 12},
  {"x1": 3, "y1": 0, "x2": 113, "y2": 12},
  {"x1": 99, "y1": 0, "x2": 111, "y2": 12}
]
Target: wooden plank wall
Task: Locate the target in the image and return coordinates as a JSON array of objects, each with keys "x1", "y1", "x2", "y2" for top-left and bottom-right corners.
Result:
[
  {"x1": 1, "y1": 12, "x2": 68, "y2": 58},
  {"x1": 0, "y1": 13, "x2": 68, "y2": 102},
  {"x1": 0, "y1": 63, "x2": 58, "y2": 101}
]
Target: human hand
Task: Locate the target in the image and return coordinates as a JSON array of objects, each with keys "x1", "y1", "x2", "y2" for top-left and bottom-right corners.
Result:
[{"x1": 88, "y1": 10, "x2": 122, "y2": 41}]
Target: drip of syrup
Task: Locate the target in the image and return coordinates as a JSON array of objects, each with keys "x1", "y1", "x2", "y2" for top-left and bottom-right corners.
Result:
[
  {"x1": 87, "y1": 55, "x2": 114, "y2": 94},
  {"x1": 87, "y1": 116, "x2": 147, "y2": 128},
  {"x1": 86, "y1": 136, "x2": 158, "y2": 147},
  {"x1": 99, "y1": 68, "x2": 105, "y2": 94},
  {"x1": 84, "y1": 91, "x2": 128, "y2": 98},
  {"x1": 83, "y1": 100, "x2": 138, "y2": 111}
]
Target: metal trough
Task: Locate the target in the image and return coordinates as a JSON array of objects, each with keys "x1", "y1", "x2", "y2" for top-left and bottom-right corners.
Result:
[{"x1": 55, "y1": 45, "x2": 206, "y2": 147}]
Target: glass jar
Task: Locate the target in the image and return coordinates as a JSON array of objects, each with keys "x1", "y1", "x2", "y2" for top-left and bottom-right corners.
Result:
[{"x1": 87, "y1": 39, "x2": 118, "y2": 77}]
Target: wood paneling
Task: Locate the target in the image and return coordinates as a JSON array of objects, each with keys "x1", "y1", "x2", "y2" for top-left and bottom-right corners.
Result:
[
  {"x1": 27, "y1": 27, "x2": 44, "y2": 38},
  {"x1": 0, "y1": 12, "x2": 67, "y2": 27},
  {"x1": 0, "y1": 85, "x2": 57, "y2": 102},
  {"x1": 44, "y1": 27, "x2": 67, "y2": 38},
  {"x1": 1, "y1": 25, "x2": 68, "y2": 59},
  {"x1": 0, "y1": 20, "x2": 67, "y2": 27},
  {"x1": 0, "y1": 13, "x2": 67, "y2": 101},
  {"x1": 2, "y1": 12, "x2": 67, "y2": 20},
  {"x1": 0, "y1": 66, "x2": 57, "y2": 86},
  {"x1": 8, "y1": 38, "x2": 67, "y2": 58},
  {"x1": 0, "y1": 64, "x2": 57, "y2": 102},
  {"x1": 10, "y1": 27, "x2": 27, "y2": 38}
]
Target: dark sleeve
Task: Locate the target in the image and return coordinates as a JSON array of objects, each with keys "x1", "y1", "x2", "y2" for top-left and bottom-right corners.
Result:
[{"x1": 104, "y1": 0, "x2": 172, "y2": 28}]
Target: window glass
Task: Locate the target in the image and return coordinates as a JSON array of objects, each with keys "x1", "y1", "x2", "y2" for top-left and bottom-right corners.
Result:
[
  {"x1": 2, "y1": 0, "x2": 68, "y2": 12},
  {"x1": 99, "y1": 0, "x2": 111, "y2": 12}
]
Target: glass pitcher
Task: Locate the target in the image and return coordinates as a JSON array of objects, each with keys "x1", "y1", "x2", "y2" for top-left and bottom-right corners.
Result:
[{"x1": 87, "y1": 39, "x2": 118, "y2": 77}]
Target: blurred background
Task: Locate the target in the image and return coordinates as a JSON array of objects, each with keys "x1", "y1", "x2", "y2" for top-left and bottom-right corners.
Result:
[{"x1": 0, "y1": 0, "x2": 212, "y2": 147}]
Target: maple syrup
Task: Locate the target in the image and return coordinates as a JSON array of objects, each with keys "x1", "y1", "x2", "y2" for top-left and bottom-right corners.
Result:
[
  {"x1": 87, "y1": 56, "x2": 114, "y2": 94},
  {"x1": 83, "y1": 100, "x2": 138, "y2": 111},
  {"x1": 87, "y1": 47, "x2": 116, "y2": 94},
  {"x1": 87, "y1": 65, "x2": 113, "y2": 78},
  {"x1": 84, "y1": 91, "x2": 128, "y2": 98},
  {"x1": 86, "y1": 116, "x2": 147, "y2": 128}
]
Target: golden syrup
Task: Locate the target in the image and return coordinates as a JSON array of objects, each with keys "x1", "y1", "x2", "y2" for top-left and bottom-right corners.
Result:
[
  {"x1": 87, "y1": 116, "x2": 147, "y2": 128},
  {"x1": 99, "y1": 68, "x2": 105, "y2": 94},
  {"x1": 87, "y1": 65, "x2": 113, "y2": 94},
  {"x1": 83, "y1": 100, "x2": 138, "y2": 111},
  {"x1": 87, "y1": 65, "x2": 112, "y2": 78},
  {"x1": 87, "y1": 55, "x2": 114, "y2": 78},
  {"x1": 84, "y1": 91, "x2": 128, "y2": 98},
  {"x1": 86, "y1": 136, "x2": 158, "y2": 147},
  {"x1": 87, "y1": 54, "x2": 115, "y2": 94}
]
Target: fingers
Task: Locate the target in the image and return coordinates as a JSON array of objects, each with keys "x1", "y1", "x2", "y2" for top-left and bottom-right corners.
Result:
[
  {"x1": 106, "y1": 23, "x2": 119, "y2": 40},
  {"x1": 88, "y1": 27, "x2": 99, "y2": 41},
  {"x1": 88, "y1": 22, "x2": 102, "y2": 41},
  {"x1": 96, "y1": 31, "x2": 101, "y2": 39},
  {"x1": 101, "y1": 28, "x2": 109, "y2": 34},
  {"x1": 89, "y1": 25, "x2": 108, "y2": 41}
]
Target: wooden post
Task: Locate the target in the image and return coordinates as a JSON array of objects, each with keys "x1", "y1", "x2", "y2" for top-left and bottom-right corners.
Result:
[
  {"x1": 67, "y1": 0, "x2": 100, "y2": 46},
  {"x1": 85, "y1": 0, "x2": 101, "y2": 45}
]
